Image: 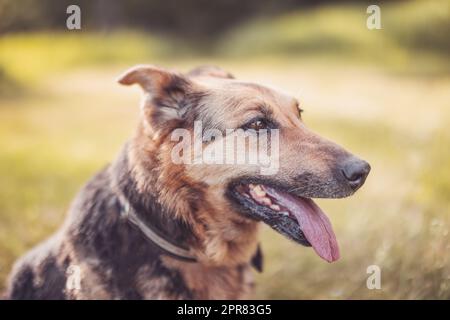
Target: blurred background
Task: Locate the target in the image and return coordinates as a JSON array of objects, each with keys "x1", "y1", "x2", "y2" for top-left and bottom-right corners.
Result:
[{"x1": 0, "y1": 0, "x2": 449, "y2": 299}]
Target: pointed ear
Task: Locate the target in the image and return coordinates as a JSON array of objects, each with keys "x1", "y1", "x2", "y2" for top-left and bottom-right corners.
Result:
[
  {"x1": 118, "y1": 65, "x2": 194, "y2": 134},
  {"x1": 118, "y1": 64, "x2": 190, "y2": 94},
  {"x1": 187, "y1": 65, "x2": 234, "y2": 79}
]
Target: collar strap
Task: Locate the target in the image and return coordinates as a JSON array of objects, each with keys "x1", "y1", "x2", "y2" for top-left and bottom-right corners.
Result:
[{"x1": 115, "y1": 190, "x2": 197, "y2": 263}]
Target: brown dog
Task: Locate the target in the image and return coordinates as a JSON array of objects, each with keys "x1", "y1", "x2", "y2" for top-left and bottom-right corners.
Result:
[{"x1": 5, "y1": 65, "x2": 369, "y2": 299}]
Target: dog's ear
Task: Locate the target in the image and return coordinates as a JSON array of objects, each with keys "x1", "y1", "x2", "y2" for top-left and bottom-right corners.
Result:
[
  {"x1": 118, "y1": 65, "x2": 194, "y2": 133},
  {"x1": 187, "y1": 65, "x2": 234, "y2": 79},
  {"x1": 118, "y1": 64, "x2": 189, "y2": 92}
]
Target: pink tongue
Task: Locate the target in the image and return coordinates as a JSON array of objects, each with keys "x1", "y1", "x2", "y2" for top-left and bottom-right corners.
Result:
[{"x1": 264, "y1": 187, "x2": 340, "y2": 263}]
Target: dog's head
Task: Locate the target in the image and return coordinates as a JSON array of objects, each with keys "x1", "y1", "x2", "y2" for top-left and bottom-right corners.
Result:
[{"x1": 118, "y1": 65, "x2": 370, "y2": 264}]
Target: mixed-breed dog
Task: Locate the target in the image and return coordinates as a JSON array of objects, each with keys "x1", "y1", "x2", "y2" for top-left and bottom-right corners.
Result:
[{"x1": 4, "y1": 65, "x2": 370, "y2": 299}]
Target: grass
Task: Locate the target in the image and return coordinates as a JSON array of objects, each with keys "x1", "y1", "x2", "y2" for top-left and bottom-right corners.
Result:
[
  {"x1": 219, "y1": 0, "x2": 450, "y2": 75},
  {"x1": 0, "y1": 0, "x2": 449, "y2": 299},
  {"x1": 0, "y1": 30, "x2": 180, "y2": 93},
  {"x1": 1, "y1": 0, "x2": 449, "y2": 96}
]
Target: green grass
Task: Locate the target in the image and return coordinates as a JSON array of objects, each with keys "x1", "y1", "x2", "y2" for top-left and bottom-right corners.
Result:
[
  {"x1": 1, "y1": 0, "x2": 450, "y2": 96},
  {"x1": 219, "y1": 0, "x2": 450, "y2": 74},
  {"x1": 0, "y1": 30, "x2": 178, "y2": 93}
]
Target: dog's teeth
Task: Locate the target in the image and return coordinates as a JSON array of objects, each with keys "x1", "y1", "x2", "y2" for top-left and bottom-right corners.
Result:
[
  {"x1": 261, "y1": 197, "x2": 272, "y2": 206},
  {"x1": 253, "y1": 185, "x2": 266, "y2": 197},
  {"x1": 280, "y1": 211, "x2": 289, "y2": 216},
  {"x1": 270, "y1": 204, "x2": 280, "y2": 211}
]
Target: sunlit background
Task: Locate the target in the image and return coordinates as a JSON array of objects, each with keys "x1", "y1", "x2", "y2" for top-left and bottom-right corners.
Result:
[{"x1": 0, "y1": 0, "x2": 449, "y2": 299}]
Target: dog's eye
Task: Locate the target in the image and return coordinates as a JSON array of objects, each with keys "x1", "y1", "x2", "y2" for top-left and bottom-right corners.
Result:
[{"x1": 247, "y1": 119, "x2": 268, "y2": 131}]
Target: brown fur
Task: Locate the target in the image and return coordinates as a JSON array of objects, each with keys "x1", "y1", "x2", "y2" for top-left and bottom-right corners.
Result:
[{"x1": 5, "y1": 64, "x2": 368, "y2": 299}]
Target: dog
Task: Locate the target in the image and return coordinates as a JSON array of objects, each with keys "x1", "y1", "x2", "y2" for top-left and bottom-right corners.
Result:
[{"x1": 5, "y1": 65, "x2": 370, "y2": 299}]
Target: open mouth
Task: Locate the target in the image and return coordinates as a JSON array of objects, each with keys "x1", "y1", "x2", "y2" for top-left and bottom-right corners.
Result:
[{"x1": 230, "y1": 183, "x2": 340, "y2": 263}]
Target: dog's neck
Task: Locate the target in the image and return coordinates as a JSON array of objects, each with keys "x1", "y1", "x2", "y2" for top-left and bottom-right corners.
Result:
[{"x1": 110, "y1": 143, "x2": 196, "y2": 255}]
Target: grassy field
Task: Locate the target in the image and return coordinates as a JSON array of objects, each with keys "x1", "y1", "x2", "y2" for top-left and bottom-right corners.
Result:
[{"x1": 0, "y1": 0, "x2": 449, "y2": 299}]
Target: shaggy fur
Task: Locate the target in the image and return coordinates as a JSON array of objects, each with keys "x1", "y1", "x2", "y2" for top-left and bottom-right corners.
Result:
[{"x1": 5, "y1": 64, "x2": 367, "y2": 299}]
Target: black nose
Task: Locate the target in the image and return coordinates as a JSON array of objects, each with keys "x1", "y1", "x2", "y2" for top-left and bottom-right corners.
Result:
[{"x1": 341, "y1": 159, "x2": 371, "y2": 190}]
